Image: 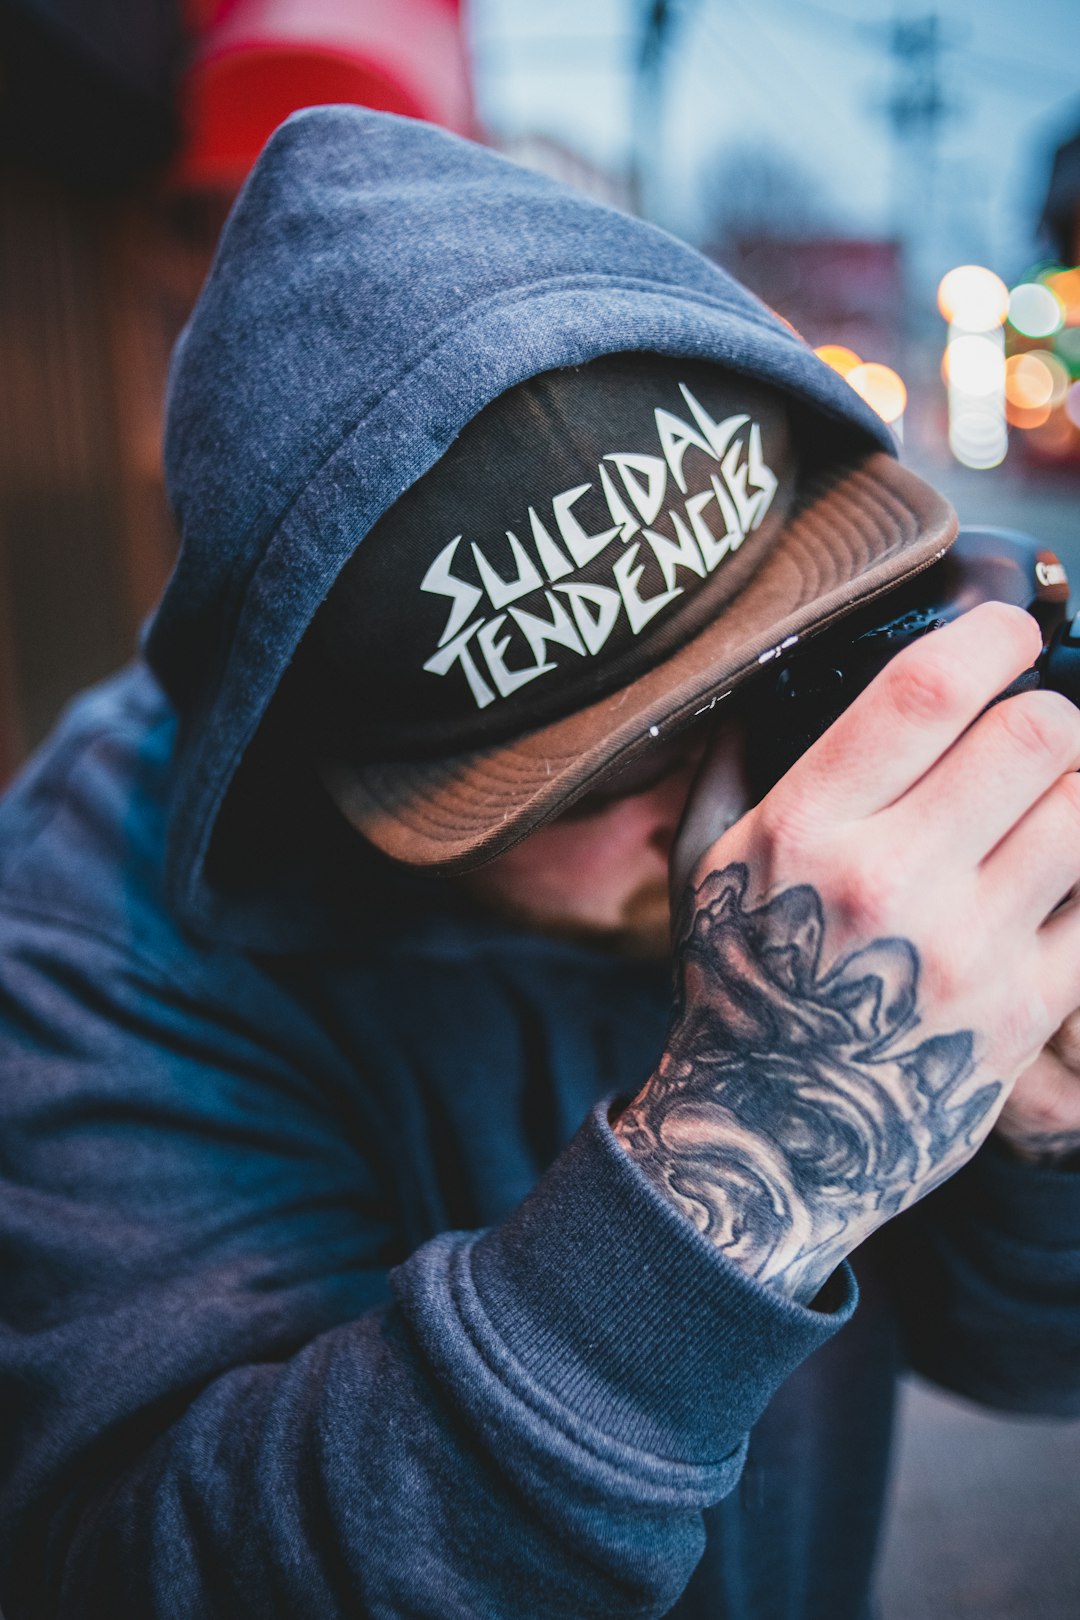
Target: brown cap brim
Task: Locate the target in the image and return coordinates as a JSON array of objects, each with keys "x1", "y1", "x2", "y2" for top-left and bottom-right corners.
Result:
[{"x1": 321, "y1": 453, "x2": 956, "y2": 870}]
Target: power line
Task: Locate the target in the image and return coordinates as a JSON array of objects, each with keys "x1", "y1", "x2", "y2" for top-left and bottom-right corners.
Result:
[
  {"x1": 471, "y1": 1, "x2": 1075, "y2": 91},
  {"x1": 751, "y1": 0, "x2": 1078, "y2": 92},
  {"x1": 722, "y1": 0, "x2": 850, "y2": 139}
]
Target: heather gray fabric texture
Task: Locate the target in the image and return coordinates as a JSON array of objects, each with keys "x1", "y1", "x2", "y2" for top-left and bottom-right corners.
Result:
[{"x1": 2, "y1": 663, "x2": 1080, "y2": 1620}]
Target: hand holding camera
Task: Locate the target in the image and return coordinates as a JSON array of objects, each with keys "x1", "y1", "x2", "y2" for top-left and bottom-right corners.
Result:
[{"x1": 617, "y1": 587, "x2": 1080, "y2": 1305}]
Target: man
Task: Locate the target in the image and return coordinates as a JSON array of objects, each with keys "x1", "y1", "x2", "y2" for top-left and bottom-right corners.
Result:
[{"x1": 1, "y1": 105, "x2": 1079, "y2": 1620}]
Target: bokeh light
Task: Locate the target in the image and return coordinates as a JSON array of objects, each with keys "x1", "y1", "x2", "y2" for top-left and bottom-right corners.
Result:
[
  {"x1": 943, "y1": 332, "x2": 1006, "y2": 395},
  {"x1": 1044, "y1": 267, "x2": 1080, "y2": 321},
  {"x1": 937, "y1": 265, "x2": 1009, "y2": 331},
  {"x1": 1005, "y1": 352, "x2": 1055, "y2": 411},
  {"x1": 1025, "y1": 411, "x2": 1075, "y2": 456},
  {"x1": 846, "y1": 362, "x2": 907, "y2": 424},
  {"x1": 943, "y1": 313, "x2": 1006, "y2": 469},
  {"x1": 814, "y1": 344, "x2": 863, "y2": 377},
  {"x1": 1005, "y1": 401, "x2": 1052, "y2": 431},
  {"x1": 1007, "y1": 281, "x2": 1064, "y2": 339},
  {"x1": 948, "y1": 406, "x2": 1008, "y2": 469},
  {"x1": 1035, "y1": 350, "x2": 1070, "y2": 407},
  {"x1": 1057, "y1": 328, "x2": 1080, "y2": 370},
  {"x1": 1066, "y1": 381, "x2": 1080, "y2": 431}
]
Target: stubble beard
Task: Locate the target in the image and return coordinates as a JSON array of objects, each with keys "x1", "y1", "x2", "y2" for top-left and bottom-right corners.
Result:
[{"x1": 475, "y1": 875, "x2": 674, "y2": 960}]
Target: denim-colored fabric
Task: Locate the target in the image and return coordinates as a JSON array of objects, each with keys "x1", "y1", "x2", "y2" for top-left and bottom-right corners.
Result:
[
  {"x1": 3, "y1": 110, "x2": 1079, "y2": 1620},
  {"x1": 3, "y1": 664, "x2": 1080, "y2": 1620}
]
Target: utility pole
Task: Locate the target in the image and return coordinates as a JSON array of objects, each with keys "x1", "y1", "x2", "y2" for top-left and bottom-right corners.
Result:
[
  {"x1": 629, "y1": 0, "x2": 676, "y2": 220},
  {"x1": 884, "y1": 11, "x2": 954, "y2": 304}
]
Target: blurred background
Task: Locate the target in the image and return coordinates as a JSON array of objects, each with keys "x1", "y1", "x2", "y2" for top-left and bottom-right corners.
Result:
[{"x1": 0, "y1": 2, "x2": 1078, "y2": 1613}]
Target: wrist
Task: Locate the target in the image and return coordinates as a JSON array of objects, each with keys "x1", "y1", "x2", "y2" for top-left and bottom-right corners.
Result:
[{"x1": 612, "y1": 1083, "x2": 855, "y2": 1308}]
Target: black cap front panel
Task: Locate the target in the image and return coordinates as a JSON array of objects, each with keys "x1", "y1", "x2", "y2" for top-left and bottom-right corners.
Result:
[{"x1": 300, "y1": 353, "x2": 796, "y2": 760}]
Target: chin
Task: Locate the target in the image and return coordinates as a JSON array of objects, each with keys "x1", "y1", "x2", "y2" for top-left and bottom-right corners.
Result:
[{"x1": 493, "y1": 878, "x2": 673, "y2": 960}]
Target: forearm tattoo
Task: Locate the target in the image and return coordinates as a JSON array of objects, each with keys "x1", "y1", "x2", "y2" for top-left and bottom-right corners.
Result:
[{"x1": 615, "y1": 863, "x2": 1002, "y2": 1303}]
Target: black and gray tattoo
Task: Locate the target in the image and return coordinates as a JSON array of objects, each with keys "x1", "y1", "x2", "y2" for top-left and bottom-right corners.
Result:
[{"x1": 615, "y1": 863, "x2": 1003, "y2": 1303}]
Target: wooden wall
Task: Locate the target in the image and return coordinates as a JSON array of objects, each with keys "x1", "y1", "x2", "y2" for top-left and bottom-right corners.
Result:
[{"x1": 0, "y1": 163, "x2": 219, "y2": 780}]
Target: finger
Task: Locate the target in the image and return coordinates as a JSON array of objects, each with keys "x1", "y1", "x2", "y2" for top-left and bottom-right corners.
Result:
[
  {"x1": 1037, "y1": 874, "x2": 1080, "y2": 1028},
  {"x1": 980, "y1": 768, "x2": 1080, "y2": 929},
  {"x1": 775, "y1": 601, "x2": 1042, "y2": 823},
  {"x1": 1049, "y1": 1006, "x2": 1080, "y2": 1072},
  {"x1": 890, "y1": 689, "x2": 1080, "y2": 869},
  {"x1": 996, "y1": 1047, "x2": 1080, "y2": 1145}
]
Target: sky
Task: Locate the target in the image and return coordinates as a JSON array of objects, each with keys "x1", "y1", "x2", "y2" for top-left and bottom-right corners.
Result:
[{"x1": 467, "y1": 0, "x2": 1080, "y2": 295}]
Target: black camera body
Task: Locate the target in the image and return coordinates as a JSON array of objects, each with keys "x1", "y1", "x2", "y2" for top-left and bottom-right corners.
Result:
[{"x1": 745, "y1": 528, "x2": 1080, "y2": 801}]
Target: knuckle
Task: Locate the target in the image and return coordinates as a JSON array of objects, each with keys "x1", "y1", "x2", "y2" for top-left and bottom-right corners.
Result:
[
  {"x1": 996, "y1": 1005, "x2": 1047, "y2": 1077},
  {"x1": 996, "y1": 690, "x2": 1079, "y2": 763},
  {"x1": 831, "y1": 853, "x2": 896, "y2": 935},
  {"x1": 885, "y1": 603, "x2": 1045, "y2": 729},
  {"x1": 754, "y1": 790, "x2": 812, "y2": 864},
  {"x1": 884, "y1": 648, "x2": 978, "y2": 726},
  {"x1": 920, "y1": 941, "x2": 963, "y2": 1007}
]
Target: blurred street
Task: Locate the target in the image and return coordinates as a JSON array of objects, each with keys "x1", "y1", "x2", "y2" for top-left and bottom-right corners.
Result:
[
  {"x1": 879, "y1": 1378, "x2": 1080, "y2": 1620},
  {"x1": 919, "y1": 460, "x2": 1079, "y2": 575}
]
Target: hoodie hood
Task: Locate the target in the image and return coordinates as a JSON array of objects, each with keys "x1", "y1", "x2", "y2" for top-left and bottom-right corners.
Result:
[{"x1": 143, "y1": 104, "x2": 895, "y2": 952}]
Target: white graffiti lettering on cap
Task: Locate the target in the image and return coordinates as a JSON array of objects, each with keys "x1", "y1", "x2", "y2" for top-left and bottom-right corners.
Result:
[{"x1": 421, "y1": 386, "x2": 778, "y2": 709}]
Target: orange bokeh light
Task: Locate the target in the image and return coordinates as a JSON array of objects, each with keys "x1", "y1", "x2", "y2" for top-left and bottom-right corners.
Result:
[
  {"x1": 1005, "y1": 352, "x2": 1055, "y2": 411},
  {"x1": 846, "y1": 362, "x2": 907, "y2": 424},
  {"x1": 814, "y1": 344, "x2": 863, "y2": 377},
  {"x1": 1005, "y1": 399, "x2": 1052, "y2": 430},
  {"x1": 1045, "y1": 267, "x2": 1080, "y2": 321}
]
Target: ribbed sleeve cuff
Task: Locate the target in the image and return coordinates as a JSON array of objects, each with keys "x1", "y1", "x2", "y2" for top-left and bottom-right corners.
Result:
[{"x1": 399, "y1": 1096, "x2": 856, "y2": 1470}]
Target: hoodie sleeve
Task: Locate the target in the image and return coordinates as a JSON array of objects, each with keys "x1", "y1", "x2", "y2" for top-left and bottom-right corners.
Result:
[
  {"x1": 0, "y1": 913, "x2": 856, "y2": 1620},
  {"x1": 881, "y1": 1139, "x2": 1080, "y2": 1415}
]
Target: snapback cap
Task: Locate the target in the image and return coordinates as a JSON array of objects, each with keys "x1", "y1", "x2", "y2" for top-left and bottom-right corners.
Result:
[{"x1": 296, "y1": 351, "x2": 956, "y2": 869}]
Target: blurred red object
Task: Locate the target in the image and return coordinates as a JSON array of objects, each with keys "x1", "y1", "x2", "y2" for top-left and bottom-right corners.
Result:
[
  {"x1": 181, "y1": 1, "x2": 243, "y2": 30},
  {"x1": 174, "y1": 0, "x2": 472, "y2": 191}
]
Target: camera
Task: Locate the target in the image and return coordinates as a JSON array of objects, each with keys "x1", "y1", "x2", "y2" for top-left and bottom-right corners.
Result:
[{"x1": 744, "y1": 527, "x2": 1080, "y2": 801}]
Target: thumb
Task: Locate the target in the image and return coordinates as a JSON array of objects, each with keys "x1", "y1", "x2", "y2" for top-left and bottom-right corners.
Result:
[
  {"x1": 1049, "y1": 1006, "x2": 1080, "y2": 1074},
  {"x1": 670, "y1": 719, "x2": 753, "y2": 902}
]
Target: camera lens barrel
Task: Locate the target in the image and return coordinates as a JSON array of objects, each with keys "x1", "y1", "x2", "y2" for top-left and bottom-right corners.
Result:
[{"x1": 744, "y1": 527, "x2": 1074, "y2": 801}]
